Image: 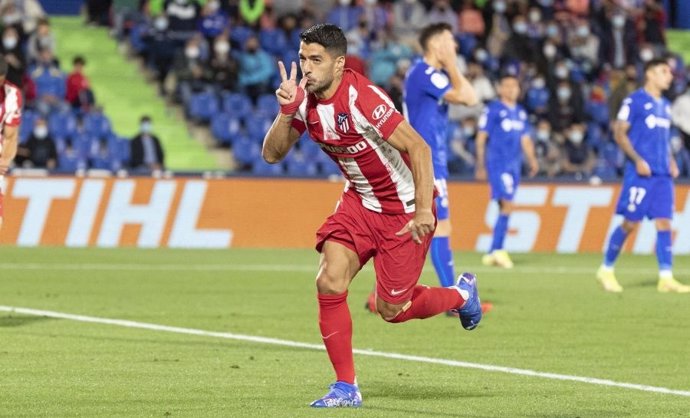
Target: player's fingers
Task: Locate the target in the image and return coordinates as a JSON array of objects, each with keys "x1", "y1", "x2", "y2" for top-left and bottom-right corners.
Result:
[
  {"x1": 411, "y1": 230, "x2": 421, "y2": 244},
  {"x1": 298, "y1": 76, "x2": 308, "y2": 89},
  {"x1": 289, "y1": 61, "x2": 297, "y2": 81},
  {"x1": 276, "y1": 89, "x2": 290, "y2": 100},
  {"x1": 395, "y1": 222, "x2": 411, "y2": 236},
  {"x1": 278, "y1": 61, "x2": 288, "y2": 81}
]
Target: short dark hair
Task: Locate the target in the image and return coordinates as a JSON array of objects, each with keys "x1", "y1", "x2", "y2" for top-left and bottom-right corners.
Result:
[
  {"x1": 73, "y1": 56, "x2": 85, "y2": 66},
  {"x1": 498, "y1": 72, "x2": 519, "y2": 83},
  {"x1": 644, "y1": 57, "x2": 670, "y2": 74},
  {"x1": 0, "y1": 55, "x2": 7, "y2": 77},
  {"x1": 299, "y1": 23, "x2": 347, "y2": 57},
  {"x1": 419, "y1": 23, "x2": 452, "y2": 52},
  {"x1": 140, "y1": 115, "x2": 151, "y2": 123}
]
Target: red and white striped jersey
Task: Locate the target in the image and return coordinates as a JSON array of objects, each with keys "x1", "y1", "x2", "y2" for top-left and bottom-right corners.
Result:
[
  {"x1": 0, "y1": 80, "x2": 22, "y2": 148},
  {"x1": 291, "y1": 70, "x2": 416, "y2": 214}
]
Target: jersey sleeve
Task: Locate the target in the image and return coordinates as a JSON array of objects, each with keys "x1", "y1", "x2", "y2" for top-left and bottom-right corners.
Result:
[
  {"x1": 421, "y1": 70, "x2": 452, "y2": 101},
  {"x1": 616, "y1": 97, "x2": 634, "y2": 123},
  {"x1": 478, "y1": 105, "x2": 492, "y2": 134},
  {"x1": 354, "y1": 83, "x2": 404, "y2": 140}
]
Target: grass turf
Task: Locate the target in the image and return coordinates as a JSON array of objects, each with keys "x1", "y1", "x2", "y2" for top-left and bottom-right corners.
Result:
[{"x1": 1, "y1": 247, "x2": 689, "y2": 416}]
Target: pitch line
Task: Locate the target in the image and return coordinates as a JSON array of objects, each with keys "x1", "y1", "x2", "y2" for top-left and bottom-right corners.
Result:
[
  {"x1": 1, "y1": 262, "x2": 688, "y2": 276},
  {"x1": 1, "y1": 305, "x2": 689, "y2": 398}
]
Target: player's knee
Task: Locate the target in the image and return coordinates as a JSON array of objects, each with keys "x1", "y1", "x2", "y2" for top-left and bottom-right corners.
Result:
[
  {"x1": 655, "y1": 218, "x2": 672, "y2": 230},
  {"x1": 376, "y1": 299, "x2": 404, "y2": 322},
  {"x1": 621, "y1": 220, "x2": 639, "y2": 234},
  {"x1": 315, "y1": 269, "x2": 348, "y2": 295}
]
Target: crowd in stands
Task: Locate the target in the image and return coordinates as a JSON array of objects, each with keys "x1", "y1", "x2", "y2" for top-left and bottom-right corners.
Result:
[{"x1": 5, "y1": 0, "x2": 690, "y2": 180}]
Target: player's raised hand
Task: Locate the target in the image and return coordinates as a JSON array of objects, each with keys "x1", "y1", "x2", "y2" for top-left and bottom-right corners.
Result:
[
  {"x1": 395, "y1": 210, "x2": 436, "y2": 244},
  {"x1": 437, "y1": 36, "x2": 458, "y2": 70},
  {"x1": 276, "y1": 61, "x2": 307, "y2": 116},
  {"x1": 635, "y1": 159, "x2": 651, "y2": 177}
]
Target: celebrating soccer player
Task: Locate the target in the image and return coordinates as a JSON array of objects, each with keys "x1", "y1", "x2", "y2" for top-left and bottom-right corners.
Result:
[
  {"x1": 475, "y1": 74, "x2": 538, "y2": 268},
  {"x1": 0, "y1": 55, "x2": 23, "y2": 234},
  {"x1": 597, "y1": 58, "x2": 690, "y2": 293},
  {"x1": 262, "y1": 24, "x2": 482, "y2": 408}
]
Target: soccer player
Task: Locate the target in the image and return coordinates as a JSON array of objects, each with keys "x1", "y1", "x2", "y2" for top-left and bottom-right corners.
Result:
[
  {"x1": 475, "y1": 74, "x2": 538, "y2": 268},
  {"x1": 597, "y1": 58, "x2": 690, "y2": 293},
  {"x1": 0, "y1": 55, "x2": 22, "y2": 235},
  {"x1": 402, "y1": 22, "x2": 478, "y2": 289},
  {"x1": 262, "y1": 24, "x2": 482, "y2": 408}
]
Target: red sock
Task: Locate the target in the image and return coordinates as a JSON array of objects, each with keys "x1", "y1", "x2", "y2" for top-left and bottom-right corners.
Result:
[
  {"x1": 388, "y1": 285, "x2": 464, "y2": 323},
  {"x1": 318, "y1": 292, "x2": 355, "y2": 384}
]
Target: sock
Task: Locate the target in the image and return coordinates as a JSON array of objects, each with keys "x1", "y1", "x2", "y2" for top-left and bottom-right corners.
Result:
[
  {"x1": 318, "y1": 292, "x2": 355, "y2": 384},
  {"x1": 387, "y1": 285, "x2": 464, "y2": 323},
  {"x1": 656, "y1": 230, "x2": 673, "y2": 273},
  {"x1": 430, "y1": 236, "x2": 456, "y2": 287},
  {"x1": 604, "y1": 226, "x2": 629, "y2": 268},
  {"x1": 490, "y1": 214, "x2": 509, "y2": 252}
]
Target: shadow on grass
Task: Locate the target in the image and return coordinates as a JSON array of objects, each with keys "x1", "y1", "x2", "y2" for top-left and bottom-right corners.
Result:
[{"x1": 0, "y1": 315, "x2": 56, "y2": 328}]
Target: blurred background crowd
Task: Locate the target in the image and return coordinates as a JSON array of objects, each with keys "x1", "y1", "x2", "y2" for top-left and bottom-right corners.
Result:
[{"x1": 6, "y1": 0, "x2": 690, "y2": 181}]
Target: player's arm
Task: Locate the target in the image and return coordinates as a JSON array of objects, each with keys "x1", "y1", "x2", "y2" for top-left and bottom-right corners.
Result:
[
  {"x1": 0, "y1": 125, "x2": 19, "y2": 175},
  {"x1": 521, "y1": 134, "x2": 539, "y2": 177},
  {"x1": 474, "y1": 131, "x2": 487, "y2": 180},
  {"x1": 387, "y1": 120, "x2": 435, "y2": 244},
  {"x1": 613, "y1": 120, "x2": 651, "y2": 176},
  {"x1": 262, "y1": 61, "x2": 306, "y2": 163}
]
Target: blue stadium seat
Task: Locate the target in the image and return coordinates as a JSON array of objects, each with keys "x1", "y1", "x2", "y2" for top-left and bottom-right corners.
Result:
[
  {"x1": 319, "y1": 158, "x2": 342, "y2": 177},
  {"x1": 82, "y1": 111, "x2": 113, "y2": 139},
  {"x1": 232, "y1": 135, "x2": 261, "y2": 166},
  {"x1": 188, "y1": 91, "x2": 220, "y2": 123},
  {"x1": 230, "y1": 25, "x2": 254, "y2": 50},
  {"x1": 585, "y1": 101, "x2": 609, "y2": 126},
  {"x1": 221, "y1": 92, "x2": 253, "y2": 120},
  {"x1": 210, "y1": 112, "x2": 242, "y2": 145},
  {"x1": 19, "y1": 110, "x2": 38, "y2": 143},
  {"x1": 285, "y1": 149, "x2": 318, "y2": 177},
  {"x1": 525, "y1": 87, "x2": 550, "y2": 113},
  {"x1": 246, "y1": 115, "x2": 273, "y2": 142},
  {"x1": 48, "y1": 110, "x2": 77, "y2": 139},
  {"x1": 456, "y1": 33, "x2": 477, "y2": 59},
  {"x1": 298, "y1": 135, "x2": 321, "y2": 159},
  {"x1": 251, "y1": 158, "x2": 284, "y2": 176},
  {"x1": 256, "y1": 93, "x2": 280, "y2": 118},
  {"x1": 259, "y1": 28, "x2": 288, "y2": 56}
]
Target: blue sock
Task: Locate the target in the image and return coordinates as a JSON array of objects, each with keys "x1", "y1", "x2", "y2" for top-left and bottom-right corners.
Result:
[
  {"x1": 490, "y1": 214, "x2": 509, "y2": 252},
  {"x1": 656, "y1": 230, "x2": 673, "y2": 272},
  {"x1": 604, "y1": 226, "x2": 628, "y2": 267},
  {"x1": 430, "y1": 236, "x2": 456, "y2": 287}
]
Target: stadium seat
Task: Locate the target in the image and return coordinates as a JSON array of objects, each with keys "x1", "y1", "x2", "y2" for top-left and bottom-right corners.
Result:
[
  {"x1": 285, "y1": 150, "x2": 318, "y2": 177},
  {"x1": 298, "y1": 135, "x2": 321, "y2": 159},
  {"x1": 221, "y1": 92, "x2": 253, "y2": 120},
  {"x1": 259, "y1": 28, "x2": 288, "y2": 56},
  {"x1": 585, "y1": 101, "x2": 609, "y2": 127},
  {"x1": 188, "y1": 91, "x2": 220, "y2": 123},
  {"x1": 231, "y1": 135, "x2": 261, "y2": 166},
  {"x1": 246, "y1": 115, "x2": 273, "y2": 142},
  {"x1": 251, "y1": 158, "x2": 284, "y2": 176},
  {"x1": 210, "y1": 112, "x2": 243, "y2": 146},
  {"x1": 319, "y1": 158, "x2": 342, "y2": 177},
  {"x1": 19, "y1": 110, "x2": 38, "y2": 144},
  {"x1": 48, "y1": 110, "x2": 78, "y2": 139},
  {"x1": 82, "y1": 111, "x2": 113, "y2": 139},
  {"x1": 256, "y1": 93, "x2": 280, "y2": 118}
]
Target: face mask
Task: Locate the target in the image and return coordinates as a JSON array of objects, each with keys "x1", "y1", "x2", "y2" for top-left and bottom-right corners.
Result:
[
  {"x1": 215, "y1": 41, "x2": 230, "y2": 55},
  {"x1": 543, "y1": 43, "x2": 556, "y2": 58},
  {"x1": 612, "y1": 15, "x2": 625, "y2": 28},
  {"x1": 529, "y1": 10, "x2": 541, "y2": 23},
  {"x1": 555, "y1": 66, "x2": 569, "y2": 79},
  {"x1": 546, "y1": 25, "x2": 559, "y2": 38},
  {"x1": 569, "y1": 131, "x2": 584, "y2": 144},
  {"x1": 34, "y1": 126, "x2": 48, "y2": 139},
  {"x1": 494, "y1": 1, "x2": 506, "y2": 13},
  {"x1": 174, "y1": 0, "x2": 188, "y2": 4},
  {"x1": 557, "y1": 87, "x2": 572, "y2": 101},
  {"x1": 2, "y1": 37, "x2": 17, "y2": 49},
  {"x1": 640, "y1": 49, "x2": 654, "y2": 62},
  {"x1": 2, "y1": 13, "x2": 20, "y2": 25},
  {"x1": 339, "y1": 0, "x2": 350, "y2": 6},
  {"x1": 671, "y1": 136, "x2": 682, "y2": 153},
  {"x1": 576, "y1": 26, "x2": 589, "y2": 37},
  {"x1": 185, "y1": 46, "x2": 200, "y2": 59},
  {"x1": 141, "y1": 122, "x2": 152, "y2": 133},
  {"x1": 154, "y1": 17, "x2": 168, "y2": 31},
  {"x1": 364, "y1": 0, "x2": 377, "y2": 5},
  {"x1": 462, "y1": 126, "x2": 476, "y2": 137},
  {"x1": 536, "y1": 130, "x2": 550, "y2": 142},
  {"x1": 532, "y1": 78, "x2": 545, "y2": 89},
  {"x1": 513, "y1": 22, "x2": 528, "y2": 34},
  {"x1": 207, "y1": 0, "x2": 220, "y2": 11},
  {"x1": 475, "y1": 49, "x2": 488, "y2": 62},
  {"x1": 404, "y1": 0, "x2": 416, "y2": 4}
]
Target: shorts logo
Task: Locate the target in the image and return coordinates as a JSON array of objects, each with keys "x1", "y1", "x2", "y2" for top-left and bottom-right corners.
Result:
[
  {"x1": 372, "y1": 104, "x2": 387, "y2": 120},
  {"x1": 337, "y1": 112, "x2": 350, "y2": 133}
]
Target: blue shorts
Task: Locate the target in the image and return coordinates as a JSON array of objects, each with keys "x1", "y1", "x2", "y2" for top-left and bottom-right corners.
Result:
[
  {"x1": 434, "y1": 177, "x2": 450, "y2": 221},
  {"x1": 488, "y1": 168, "x2": 520, "y2": 202},
  {"x1": 615, "y1": 175, "x2": 674, "y2": 221}
]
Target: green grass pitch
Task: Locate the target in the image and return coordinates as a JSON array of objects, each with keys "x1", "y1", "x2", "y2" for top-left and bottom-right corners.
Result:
[{"x1": 1, "y1": 247, "x2": 689, "y2": 417}]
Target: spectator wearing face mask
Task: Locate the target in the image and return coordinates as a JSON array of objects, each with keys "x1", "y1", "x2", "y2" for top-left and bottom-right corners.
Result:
[
  {"x1": 569, "y1": 19, "x2": 599, "y2": 70},
  {"x1": 130, "y1": 115, "x2": 165, "y2": 172},
  {"x1": 144, "y1": 14, "x2": 177, "y2": 96},
  {"x1": 209, "y1": 34, "x2": 238, "y2": 92},
  {"x1": 27, "y1": 18, "x2": 57, "y2": 66},
  {"x1": 391, "y1": 0, "x2": 427, "y2": 49},
  {"x1": 533, "y1": 119, "x2": 561, "y2": 177},
  {"x1": 173, "y1": 34, "x2": 210, "y2": 103},
  {"x1": 548, "y1": 79, "x2": 585, "y2": 133},
  {"x1": 599, "y1": 10, "x2": 637, "y2": 69},
  {"x1": 486, "y1": 0, "x2": 510, "y2": 59},
  {"x1": 0, "y1": 26, "x2": 25, "y2": 87},
  {"x1": 560, "y1": 123, "x2": 594, "y2": 179},
  {"x1": 16, "y1": 118, "x2": 57, "y2": 169},
  {"x1": 502, "y1": 14, "x2": 538, "y2": 65},
  {"x1": 237, "y1": 35, "x2": 274, "y2": 104}
]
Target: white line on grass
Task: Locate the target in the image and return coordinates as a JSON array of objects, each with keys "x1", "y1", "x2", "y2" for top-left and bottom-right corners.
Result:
[
  {"x1": 1, "y1": 262, "x2": 688, "y2": 276},
  {"x1": 1, "y1": 305, "x2": 688, "y2": 398}
]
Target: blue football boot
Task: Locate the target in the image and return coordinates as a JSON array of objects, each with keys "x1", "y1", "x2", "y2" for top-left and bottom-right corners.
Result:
[
  {"x1": 453, "y1": 272, "x2": 482, "y2": 330},
  {"x1": 309, "y1": 381, "x2": 362, "y2": 408}
]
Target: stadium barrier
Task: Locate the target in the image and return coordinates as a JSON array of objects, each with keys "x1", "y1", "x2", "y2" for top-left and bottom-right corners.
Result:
[{"x1": 1, "y1": 176, "x2": 689, "y2": 254}]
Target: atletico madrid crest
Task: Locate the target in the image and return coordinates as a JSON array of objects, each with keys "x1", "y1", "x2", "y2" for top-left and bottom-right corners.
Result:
[{"x1": 337, "y1": 112, "x2": 350, "y2": 133}]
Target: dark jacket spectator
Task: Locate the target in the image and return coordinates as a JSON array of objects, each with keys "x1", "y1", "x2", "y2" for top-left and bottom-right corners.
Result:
[
  {"x1": 17, "y1": 118, "x2": 58, "y2": 169},
  {"x1": 0, "y1": 26, "x2": 26, "y2": 87},
  {"x1": 130, "y1": 116, "x2": 165, "y2": 171}
]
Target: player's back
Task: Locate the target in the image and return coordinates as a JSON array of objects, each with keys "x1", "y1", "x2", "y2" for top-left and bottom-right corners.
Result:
[
  {"x1": 403, "y1": 59, "x2": 450, "y2": 177},
  {"x1": 479, "y1": 100, "x2": 528, "y2": 170},
  {"x1": 619, "y1": 88, "x2": 671, "y2": 177}
]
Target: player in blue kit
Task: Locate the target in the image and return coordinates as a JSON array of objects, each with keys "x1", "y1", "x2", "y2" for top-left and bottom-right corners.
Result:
[
  {"x1": 402, "y1": 22, "x2": 478, "y2": 288},
  {"x1": 475, "y1": 74, "x2": 538, "y2": 268},
  {"x1": 597, "y1": 58, "x2": 690, "y2": 293}
]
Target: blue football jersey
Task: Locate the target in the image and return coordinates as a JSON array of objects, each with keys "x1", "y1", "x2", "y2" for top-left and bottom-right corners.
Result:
[
  {"x1": 478, "y1": 100, "x2": 530, "y2": 171},
  {"x1": 617, "y1": 88, "x2": 672, "y2": 177},
  {"x1": 403, "y1": 58, "x2": 451, "y2": 178}
]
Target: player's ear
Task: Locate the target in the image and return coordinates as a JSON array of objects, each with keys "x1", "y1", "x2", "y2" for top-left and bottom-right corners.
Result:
[{"x1": 335, "y1": 55, "x2": 345, "y2": 74}]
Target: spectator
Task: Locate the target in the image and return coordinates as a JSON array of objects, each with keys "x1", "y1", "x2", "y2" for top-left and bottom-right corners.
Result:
[
  {"x1": 599, "y1": 9, "x2": 638, "y2": 69},
  {"x1": 486, "y1": 1, "x2": 511, "y2": 59},
  {"x1": 144, "y1": 14, "x2": 177, "y2": 96},
  {"x1": 209, "y1": 35, "x2": 238, "y2": 92},
  {"x1": 31, "y1": 49, "x2": 66, "y2": 115},
  {"x1": 502, "y1": 14, "x2": 538, "y2": 65},
  {"x1": 130, "y1": 115, "x2": 165, "y2": 172},
  {"x1": 638, "y1": 0, "x2": 666, "y2": 47},
  {"x1": 164, "y1": 0, "x2": 201, "y2": 43},
  {"x1": 239, "y1": 0, "x2": 266, "y2": 27},
  {"x1": 672, "y1": 82, "x2": 690, "y2": 151},
  {"x1": 237, "y1": 35, "x2": 274, "y2": 104},
  {"x1": 560, "y1": 123, "x2": 595, "y2": 179},
  {"x1": 198, "y1": 0, "x2": 229, "y2": 44},
  {"x1": 458, "y1": 0, "x2": 485, "y2": 38},
  {"x1": 548, "y1": 79, "x2": 585, "y2": 133},
  {"x1": 65, "y1": 56, "x2": 94, "y2": 111},
  {"x1": 327, "y1": 0, "x2": 363, "y2": 32},
  {"x1": 368, "y1": 31, "x2": 412, "y2": 86},
  {"x1": 86, "y1": 0, "x2": 113, "y2": 26},
  {"x1": 569, "y1": 19, "x2": 600, "y2": 71},
  {"x1": 173, "y1": 35, "x2": 211, "y2": 103},
  {"x1": 428, "y1": 0, "x2": 458, "y2": 35},
  {"x1": 608, "y1": 65, "x2": 639, "y2": 125},
  {"x1": 361, "y1": 0, "x2": 387, "y2": 34},
  {"x1": 16, "y1": 117, "x2": 58, "y2": 169},
  {"x1": 0, "y1": 26, "x2": 25, "y2": 87},
  {"x1": 391, "y1": 0, "x2": 427, "y2": 50},
  {"x1": 27, "y1": 18, "x2": 57, "y2": 66},
  {"x1": 672, "y1": 134, "x2": 690, "y2": 177},
  {"x1": 5, "y1": 0, "x2": 45, "y2": 34},
  {"x1": 533, "y1": 119, "x2": 561, "y2": 177}
]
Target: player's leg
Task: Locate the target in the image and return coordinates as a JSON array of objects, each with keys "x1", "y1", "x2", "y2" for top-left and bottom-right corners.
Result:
[
  {"x1": 311, "y1": 239, "x2": 363, "y2": 408},
  {"x1": 483, "y1": 171, "x2": 515, "y2": 268},
  {"x1": 430, "y1": 178, "x2": 456, "y2": 287}
]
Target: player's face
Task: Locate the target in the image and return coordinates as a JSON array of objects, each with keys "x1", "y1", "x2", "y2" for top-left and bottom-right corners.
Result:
[
  {"x1": 299, "y1": 41, "x2": 345, "y2": 95},
  {"x1": 647, "y1": 64, "x2": 673, "y2": 91},
  {"x1": 498, "y1": 77, "x2": 520, "y2": 102}
]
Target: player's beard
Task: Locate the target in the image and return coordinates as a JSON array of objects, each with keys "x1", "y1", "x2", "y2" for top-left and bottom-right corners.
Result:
[{"x1": 306, "y1": 75, "x2": 334, "y2": 95}]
